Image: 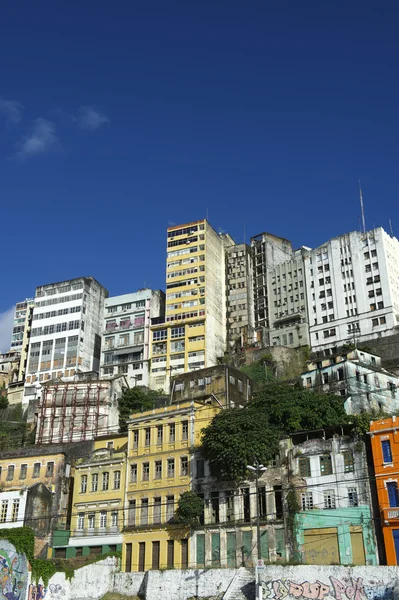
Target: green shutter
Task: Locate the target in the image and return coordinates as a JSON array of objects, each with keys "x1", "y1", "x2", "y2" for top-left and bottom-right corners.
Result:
[
  {"x1": 260, "y1": 530, "x2": 269, "y2": 560},
  {"x1": 227, "y1": 532, "x2": 236, "y2": 567},
  {"x1": 196, "y1": 534, "x2": 205, "y2": 567},
  {"x1": 211, "y1": 533, "x2": 220, "y2": 567},
  {"x1": 275, "y1": 527, "x2": 286, "y2": 560},
  {"x1": 242, "y1": 531, "x2": 253, "y2": 567}
]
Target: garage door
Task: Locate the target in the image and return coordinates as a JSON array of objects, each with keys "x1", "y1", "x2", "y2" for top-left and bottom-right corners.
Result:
[{"x1": 303, "y1": 528, "x2": 339, "y2": 564}]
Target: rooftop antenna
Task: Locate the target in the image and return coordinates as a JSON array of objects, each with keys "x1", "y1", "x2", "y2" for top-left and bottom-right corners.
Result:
[
  {"x1": 359, "y1": 180, "x2": 366, "y2": 234},
  {"x1": 206, "y1": 207, "x2": 209, "y2": 221},
  {"x1": 244, "y1": 220, "x2": 246, "y2": 245},
  {"x1": 389, "y1": 219, "x2": 394, "y2": 237}
]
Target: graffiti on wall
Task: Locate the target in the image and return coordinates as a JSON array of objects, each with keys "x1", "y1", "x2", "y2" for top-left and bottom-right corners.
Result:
[
  {"x1": 262, "y1": 577, "x2": 399, "y2": 600},
  {"x1": 0, "y1": 547, "x2": 27, "y2": 600},
  {"x1": 28, "y1": 584, "x2": 46, "y2": 600}
]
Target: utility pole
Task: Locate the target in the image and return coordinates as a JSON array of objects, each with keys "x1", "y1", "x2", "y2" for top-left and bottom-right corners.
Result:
[{"x1": 247, "y1": 460, "x2": 267, "y2": 600}]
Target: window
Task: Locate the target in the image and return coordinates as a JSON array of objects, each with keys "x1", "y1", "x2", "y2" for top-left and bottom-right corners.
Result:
[
  {"x1": 166, "y1": 495, "x2": 174, "y2": 521},
  {"x1": 155, "y1": 461, "x2": 162, "y2": 479},
  {"x1": 181, "y1": 456, "x2": 189, "y2": 476},
  {"x1": 157, "y1": 426, "x2": 163, "y2": 445},
  {"x1": 77, "y1": 513, "x2": 85, "y2": 530},
  {"x1": 0, "y1": 501, "x2": 8, "y2": 523},
  {"x1": 301, "y1": 492, "x2": 313, "y2": 510},
  {"x1": 128, "y1": 500, "x2": 136, "y2": 526},
  {"x1": 111, "y1": 511, "x2": 118, "y2": 528},
  {"x1": 19, "y1": 464, "x2": 27, "y2": 480},
  {"x1": 142, "y1": 463, "x2": 150, "y2": 481},
  {"x1": 182, "y1": 421, "x2": 188, "y2": 440},
  {"x1": 380, "y1": 316, "x2": 386, "y2": 325},
  {"x1": 102, "y1": 471, "x2": 109, "y2": 491},
  {"x1": 100, "y1": 510, "x2": 107, "y2": 528},
  {"x1": 145, "y1": 428, "x2": 151, "y2": 447},
  {"x1": 80, "y1": 475, "x2": 87, "y2": 493},
  {"x1": 348, "y1": 487, "x2": 358, "y2": 507},
  {"x1": 382, "y1": 440, "x2": 393, "y2": 463},
  {"x1": 387, "y1": 481, "x2": 399, "y2": 508},
  {"x1": 11, "y1": 499, "x2": 19, "y2": 522},
  {"x1": 343, "y1": 452, "x2": 354, "y2": 473},
  {"x1": 197, "y1": 459, "x2": 205, "y2": 478},
  {"x1": 153, "y1": 497, "x2": 161, "y2": 524},
  {"x1": 169, "y1": 423, "x2": 175, "y2": 443},
  {"x1": 86, "y1": 513, "x2": 95, "y2": 530},
  {"x1": 91, "y1": 473, "x2": 98, "y2": 492},
  {"x1": 171, "y1": 326, "x2": 185, "y2": 339},
  {"x1": 46, "y1": 462, "x2": 54, "y2": 477},
  {"x1": 141, "y1": 499, "x2": 149, "y2": 525},
  {"x1": 130, "y1": 464, "x2": 137, "y2": 483},
  {"x1": 133, "y1": 430, "x2": 139, "y2": 449},
  {"x1": 33, "y1": 463, "x2": 41, "y2": 478},
  {"x1": 298, "y1": 457, "x2": 311, "y2": 477},
  {"x1": 113, "y1": 471, "x2": 121, "y2": 490},
  {"x1": 320, "y1": 455, "x2": 332, "y2": 476},
  {"x1": 7, "y1": 466, "x2": 14, "y2": 481},
  {"x1": 167, "y1": 458, "x2": 175, "y2": 478},
  {"x1": 324, "y1": 490, "x2": 336, "y2": 509}
]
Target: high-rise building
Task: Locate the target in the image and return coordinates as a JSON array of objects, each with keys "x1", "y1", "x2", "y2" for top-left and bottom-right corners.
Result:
[
  {"x1": 304, "y1": 228, "x2": 399, "y2": 354},
  {"x1": 268, "y1": 248, "x2": 311, "y2": 348},
  {"x1": 10, "y1": 298, "x2": 34, "y2": 352},
  {"x1": 24, "y1": 277, "x2": 108, "y2": 400},
  {"x1": 149, "y1": 220, "x2": 233, "y2": 391},
  {"x1": 250, "y1": 232, "x2": 294, "y2": 345},
  {"x1": 101, "y1": 289, "x2": 164, "y2": 387},
  {"x1": 225, "y1": 243, "x2": 255, "y2": 349}
]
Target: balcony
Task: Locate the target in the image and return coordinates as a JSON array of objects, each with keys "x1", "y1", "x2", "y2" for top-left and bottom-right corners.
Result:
[
  {"x1": 381, "y1": 507, "x2": 399, "y2": 523},
  {"x1": 151, "y1": 316, "x2": 166, "y2": 326},
  {"x1": 104, "y1": 319, "x2": 145, "y2": 335},
  {"x1": 72, "y1": 526, "x2": 120, "y2": 537}
]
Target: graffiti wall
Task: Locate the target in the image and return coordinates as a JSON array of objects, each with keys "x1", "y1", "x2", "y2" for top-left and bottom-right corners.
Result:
[
  {"x1": 260, "y1": 567, "x2": 399, "y2": 600},
  {"x1": 0, "y1": 540, "x2": 28, "y2": 600}
]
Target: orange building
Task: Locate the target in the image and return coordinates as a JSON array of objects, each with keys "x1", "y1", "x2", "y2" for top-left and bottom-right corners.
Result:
[{"x1": 370, "y1": 416, "x2": 399, "y2": 564}]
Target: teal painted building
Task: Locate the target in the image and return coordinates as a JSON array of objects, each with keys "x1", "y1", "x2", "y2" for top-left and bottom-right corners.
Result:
[{"x1": 295, "y1": 507, "x2": 377, "y2": 565}]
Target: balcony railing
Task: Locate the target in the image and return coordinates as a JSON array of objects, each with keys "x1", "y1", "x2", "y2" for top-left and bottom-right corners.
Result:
[
  {"x1": 72, "y1": 526, "x2": 120, "y2": 537},
  {"x1": 381, "y1": 507, "x2": 399, "y2": 522}
]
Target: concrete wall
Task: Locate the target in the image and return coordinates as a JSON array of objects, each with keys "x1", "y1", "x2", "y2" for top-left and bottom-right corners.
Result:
[
  {"x1": 259, "y1": 565, "x2": 399, "y2": 600},
  {"x1": 28, "y1": 562, "x2": 399, "y2": 600}
]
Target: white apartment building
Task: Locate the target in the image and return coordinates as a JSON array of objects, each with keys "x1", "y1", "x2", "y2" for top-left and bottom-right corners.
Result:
[
  {"x1": 225, "y1": 243, "x2": 255, "y2": 349},
  {"x1": 304, "y1": 228, "x2": 399, "y2": 354},
  {"x1": 24, "y1": 277, "x2": 108, "y2": 403},
  {"x1": 268, "y1": 247, "x2": 311, "y2": 348},
  {"x1": 101, "y1": 289, "x2": 164, "y2": 387},
  {"x1": 0, "y1": 490, "x2": 27, "y2": 529}
]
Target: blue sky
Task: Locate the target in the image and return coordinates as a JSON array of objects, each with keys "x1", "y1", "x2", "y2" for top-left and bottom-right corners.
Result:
[{"x1": 1, "y1": 1, "x2": 399, "y2": 349}]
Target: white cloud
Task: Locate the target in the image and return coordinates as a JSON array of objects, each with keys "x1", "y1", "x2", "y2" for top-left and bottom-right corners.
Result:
[
  {"x1": 0, "y1": 307, "x2": 15, "y2": 353},
  {"x1": 17, "y1": 118, "x2": 59, "y2": 158},
  {"x1": 77, "y1": 106, "x2": 109, "y2": 131},
  {"x1": 0, "y1": 96, "x2": 23, "y2": 123}
]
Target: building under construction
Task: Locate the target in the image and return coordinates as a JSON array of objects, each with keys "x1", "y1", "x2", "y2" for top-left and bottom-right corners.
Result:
[{"x1": 35, "y1": 373, "x2": 124, "y2": 445}]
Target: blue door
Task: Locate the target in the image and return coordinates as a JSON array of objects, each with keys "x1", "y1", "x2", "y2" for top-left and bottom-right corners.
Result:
[
  {"x1": 392, "y1": 530, "x2": 399, "y2": 565},
  {"x1": 387, "y1": 482, "x2": 399, "y2": 507}
]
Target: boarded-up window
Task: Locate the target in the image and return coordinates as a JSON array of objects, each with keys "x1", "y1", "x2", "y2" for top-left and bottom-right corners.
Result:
[{"x1": 303, "y1": 528, "x2": 339, "y2": 564}]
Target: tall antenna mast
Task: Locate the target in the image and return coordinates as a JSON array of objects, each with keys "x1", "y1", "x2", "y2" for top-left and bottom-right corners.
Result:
[
  {"x1": 389, "y1": 219, "x2": 394, "y2": 237},
  {"x1": 359, "y1": 180, "x2": 366, "y2": 234},
  {"x1": 244, "y1": 220, "x2": 246, "y2": 245}
]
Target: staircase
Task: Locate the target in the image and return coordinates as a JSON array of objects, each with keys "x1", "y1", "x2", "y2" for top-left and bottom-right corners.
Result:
[{"x1": 223, "y1": 567, "x2": 256, "y2": 600}]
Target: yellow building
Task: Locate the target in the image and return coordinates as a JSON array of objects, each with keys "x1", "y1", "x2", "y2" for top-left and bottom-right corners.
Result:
[
  {"x1": 150, "y1": 219, "x2": 234, "y2": 391},
  {"x1": 64, "y1": 434, "x2": 127, "y2": 558},
  {"x1": 123, "y1": 399, "x2": 220, "y2": 572},
  {"x1": 0, "y1": 450, "x2": 70, "y2": 557}
]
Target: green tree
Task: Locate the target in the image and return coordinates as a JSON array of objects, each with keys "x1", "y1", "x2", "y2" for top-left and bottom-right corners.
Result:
[
  {"x1": 200, "y1": 382, "x2": 349, "y2": 482},
  {"x1": 175, "y1": 491, "x2": 204, "y2": 526},
  {"x1": 118, "y1": 387, "x2": 159, "y2": 432},
  {"x1": 200, "y1": 407, "x2": 280, "y2": 481},
  {"x1": 253, "y1": 382, "x2": 348, "y2": 433},
  {"x1": 240, "y1": 354, "x2": 275, "y2": 388},
  {"x1": 0, "y1": 395, "x2": 8, "y2": 410}
]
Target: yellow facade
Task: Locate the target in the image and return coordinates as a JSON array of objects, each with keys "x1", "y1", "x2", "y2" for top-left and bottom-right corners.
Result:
[
  {"x1": 70, "y1": 435, "x2": 127, "y2": 543},
  {"x1": 0, "y1": 452, "x2": 65, "y2": 493},
  {"x1": 123, "y1": 400, "x2": 220, "y2": 571},
  {"x1": 150, "y1": 219, "x2": 230, "y2": 390}
]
